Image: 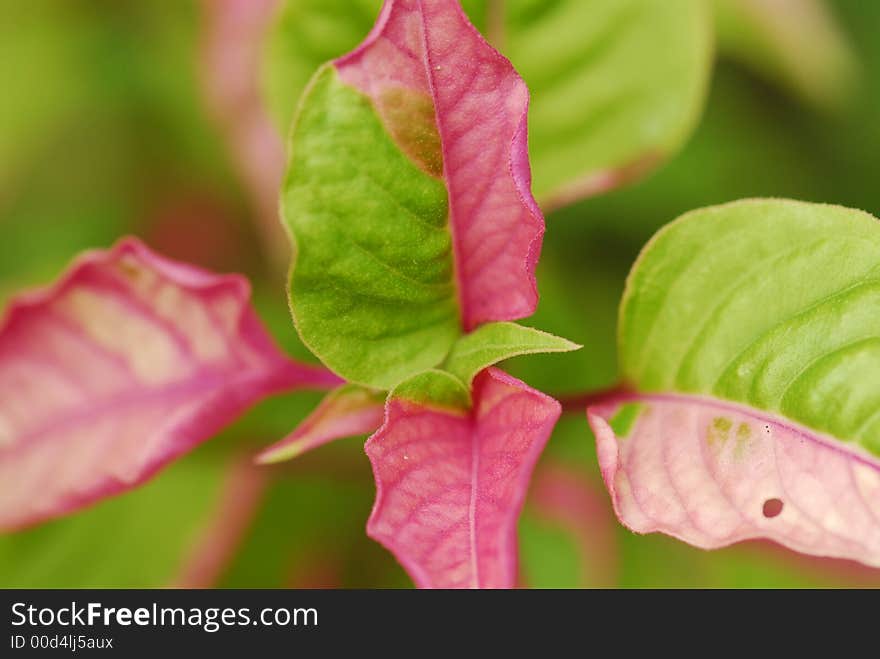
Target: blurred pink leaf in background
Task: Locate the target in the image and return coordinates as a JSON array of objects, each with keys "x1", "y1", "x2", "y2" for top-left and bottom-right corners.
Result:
[
  {"x1": 176, "y1": 457, "x2": 270, "y2": 587},
  {"x1": 200, "y1": 0, "x2": 288, "y2": 271},
  {"x1": 525, "y1": 461, "x2": 620, "y2": 587},
  {"x1": 0, "y1": 238, "x2": 338, "y2": 531}
]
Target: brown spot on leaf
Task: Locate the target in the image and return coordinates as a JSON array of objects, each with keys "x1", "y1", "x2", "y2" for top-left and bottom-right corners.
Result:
[
  {"x1": 763, "y1": 498, "x2": 784, "y2": 518},
  {"x1": 379, "y1": 87, "x2": 443, "y2": 178}
]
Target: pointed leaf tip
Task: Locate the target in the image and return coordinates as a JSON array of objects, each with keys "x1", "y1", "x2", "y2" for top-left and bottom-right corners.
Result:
[
  {"x1": 256, "y1": 384, "x2": 385, "y2": 464},
  {"x1": 0, "y1": 237, "x2": 339, "y2": 531},
  {"x1": 444, "y1": 321, "x2": 580, "y2": 386}
]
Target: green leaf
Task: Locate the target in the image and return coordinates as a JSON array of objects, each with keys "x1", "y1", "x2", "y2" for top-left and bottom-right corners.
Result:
[
  {"x1": 713, "y1": 0, "x2": 858, "y2": 112},
  {"x1": 262, "y1": 0, "x2": 488, "y2": 132},
  {"x1": 504, "y1": 0, "x2": 713, "y2": 206},
  {"x1": 391, "y1": 369, "x2": 470, "y2": 411},
  {"x1": 444, "y1": 321, "x2": 580, "y2": 386},
  {"x1": 266, "y1": 0, "x2": 712, "y2": 207},
  {"x1": 283, "y1": 65, "x2": 459, "y2": 389},
  {"x1": 619, "y1": 198, "x2": 880, "y2": 454},
  {"x1": 262, "y1": 0, "x2": 383, "y2": 132}
]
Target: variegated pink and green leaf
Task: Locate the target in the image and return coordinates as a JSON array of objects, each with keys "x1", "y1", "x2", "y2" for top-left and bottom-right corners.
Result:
[
  {"x1": 271, "y1": 0, "x2": 578, "y2": 588},
  {"x1": 283, "y1": 0, "x2": 576, "y2": 389},
  {"x1": 0, "y1": 238, "x2": 339, "y2": 530},
  {"x1": 713, "y1": 0, "x2": 858, "y2": 112},
  {"x1": 589, "y1": 199, "x2": 880, "y2": 567},
  {"x1": 267, "y1": 0, "x2": 712, "y2": 209}
]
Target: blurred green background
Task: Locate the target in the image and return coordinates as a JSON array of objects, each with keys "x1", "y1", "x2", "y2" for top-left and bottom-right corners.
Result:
[{"x1": 1, "y1": 0, "x2": 879, "y2": 588}]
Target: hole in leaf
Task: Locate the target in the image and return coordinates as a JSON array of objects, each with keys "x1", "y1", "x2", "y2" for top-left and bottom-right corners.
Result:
[{"x1": 762, "y1": 498, "x2": 784, "y2": 518}]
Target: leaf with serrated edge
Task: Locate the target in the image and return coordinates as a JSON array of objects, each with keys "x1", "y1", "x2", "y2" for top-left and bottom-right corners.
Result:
[
  {"x1": 444, "y1": 321, "x2": 580, "y2": 387},
  {"x1": 592, "y1": 199, "x2": 880, "y2": 566},
  {"x1": 0, "y1": 237, "x2": 339, "y2": 531},
  {"x1": 284, "y1": 0, "x2": 546, "y2": 389},
  {"x1": 366, "y1": 367, "x2": 560, "y2": 587},
  {"x1": 256, "y1": 385, "x2": 385, "y2": 464}
]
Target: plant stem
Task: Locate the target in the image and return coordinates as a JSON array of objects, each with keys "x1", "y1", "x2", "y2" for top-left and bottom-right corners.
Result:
[{"x1": 557, "y1": 384, "x2": 632, "y2": 414}]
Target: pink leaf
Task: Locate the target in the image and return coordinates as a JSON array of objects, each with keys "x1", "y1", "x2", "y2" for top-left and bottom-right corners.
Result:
[
  {"x1": 0, "y1": 238, "x2": 340, "y2": 531},
  {"x1": 199, "y1": 0, "x2": 288, "y2": 271},
  {"x1": 256, "y1": 385, "x2": 385, "y2": 464},
  {"x1": 525, "y1": 461, "x2": 620, "y2": 587},
  {"x1": 589, "y1": 394, "x2": 880, "y2": 568},
  {"x1": 335, "y1": 0, "x2": 544, "y2": 330},
  {"x1": 365, "y1": 368, "x2": 560, "y2": 588},
  {"x1": 175, "y1": 457, "x2": 269, "y2": 588}
]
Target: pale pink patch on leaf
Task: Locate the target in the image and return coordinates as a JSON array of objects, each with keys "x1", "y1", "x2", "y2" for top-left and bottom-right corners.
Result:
[
  {"x1": 335, "y1": 0, "x2": 544, "y2": 330},
  {"x1": 365, "y1": 368, "x2": 560, "y2": 588},
  {"x1": 256, "y1": 385, "x2": 385, "y2": 464},
  {"x1": 589, "y1": 394, "x2": 880, "y2": 568},
  {"x1": 0, "y1": 238, "x2": 339, "y2": 531}
]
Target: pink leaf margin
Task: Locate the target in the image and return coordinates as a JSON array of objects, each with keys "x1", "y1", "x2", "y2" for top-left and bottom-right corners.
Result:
[
  {"x1": 255, "y1": 386, "x2": 384, "y2": 464},
  {"x1": 0, "y1": 237, "x2": 340, "y2": 531},
  {"x1": 588, "y1": 393, "x2": 880, "y2": 568},
  {"x1": 175, "y1": 456, "x2": 270, "y2": 587},
  {"x1": 334, "y1": 0, "x2": 544, "y2": 330},
  {"x1": 365, "y1": 368, "x2": 561, "y2": 588}
]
